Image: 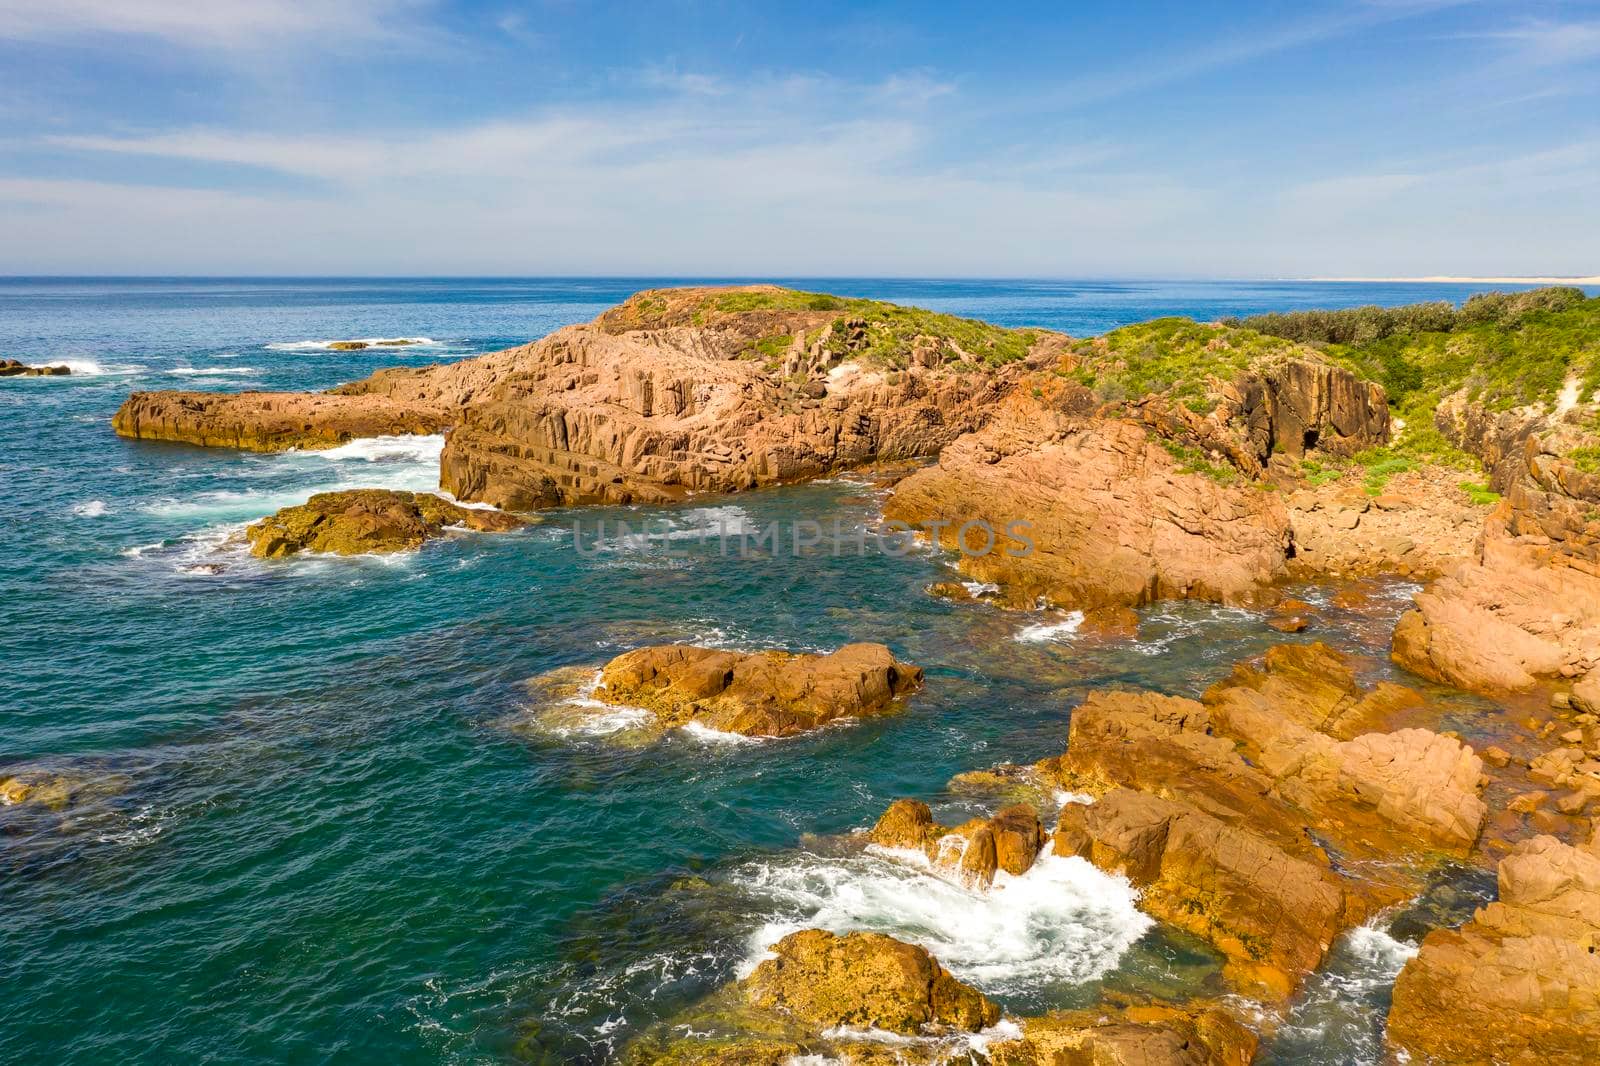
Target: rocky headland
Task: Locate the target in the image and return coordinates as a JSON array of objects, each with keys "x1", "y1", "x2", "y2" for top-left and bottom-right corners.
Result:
[{"x1": 107, "y1": 284, "x2": 1600, "y2": 1060}]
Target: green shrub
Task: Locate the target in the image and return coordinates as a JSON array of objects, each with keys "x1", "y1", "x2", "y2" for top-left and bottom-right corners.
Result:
[{"x1": 1459, "y1": 481, "x2": 1501, "y2": 506}]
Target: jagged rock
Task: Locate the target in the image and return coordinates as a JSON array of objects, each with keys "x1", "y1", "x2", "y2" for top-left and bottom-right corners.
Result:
[
  {"x1": 1387, "y1": 835, "x2": 1600, "y2": 1065},
  {"x1": 868, "y1": 799, "x2": 1046, "y2": 888},
  {"x1": 244, "y1": 489, "x2": 525, "y2": 557},
  {"x1": 987, "y1": 999, "x2": 1258, "y2": 1066},
  {"x1": 884, "y1": 386, "x2": 1292, "y2": 610},
  {"x1": 0, "y1": 359, "x2": 70, "y2": 377},
  {"x1": 596, "y1": 643, "x2": 922, "y2": 738},
  {"x1": 743, "y1": 929, "x2": 999, "y2": 1036},
  {"x1": 1053, "y1": 788, "x2": 1355, "y2": 1000}
]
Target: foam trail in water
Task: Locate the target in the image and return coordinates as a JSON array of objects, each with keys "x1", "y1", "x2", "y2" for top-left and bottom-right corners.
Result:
[
  {"x1": 1015, "y1": 611, "x2": 1084, "y2": 642},
  {"x1": 71, "y1": 499, "x2": 109, "y2": 517},
  {"x1": 312, "y1": 434, "x2": 446, "y2": 465},
  {"x1": 733, "y1": 849, "x2": 1152, "y2": 994}
]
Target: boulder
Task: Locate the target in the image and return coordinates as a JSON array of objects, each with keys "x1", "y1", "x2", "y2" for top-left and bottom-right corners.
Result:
[
  {"x1": 868, "y1": 799, "x2": 1047, "y2": 888},
  {"x1": 1387, "y1": 835, "x2": 1600, "y2": 1064},
  {"x1": 244, "y1": 489, "x2": 525, "y2": 557},
  {"x1": 597, "y1": 642, "x2": 922, "y2": 738},
  {"x1": 742, "y1": 929, "x2": 999, "y2": 1035}
]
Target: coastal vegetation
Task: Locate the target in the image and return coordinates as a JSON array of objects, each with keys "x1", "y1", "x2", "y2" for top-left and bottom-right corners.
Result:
[{"x1": 1067, "y1": 318, "x2": 1306, "y2": 413}]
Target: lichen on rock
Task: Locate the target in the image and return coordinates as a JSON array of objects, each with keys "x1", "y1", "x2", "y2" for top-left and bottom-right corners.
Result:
[{"x1": 244, "y1": 488, "x2": 525, "y2": 558}]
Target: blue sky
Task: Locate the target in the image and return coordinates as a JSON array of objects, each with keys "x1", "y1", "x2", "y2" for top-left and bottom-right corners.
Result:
[{"x1": 1, "y1": 0, "x2": 1597, "y2": 276}]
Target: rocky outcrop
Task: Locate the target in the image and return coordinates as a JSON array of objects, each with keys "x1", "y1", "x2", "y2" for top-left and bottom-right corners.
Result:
[
  {"x1": 595, "y1": 643, "x2": 922, "y2": 738},
  {"x1": 1386, "y1": 834, "x2": 1600, "y2": 1064},
  {"x1": 112, "y1": 390, "x2": 454, "y2": 451},
  {"x1": 867, "y1": 798, "x2": 1046, "y2": 889},
  {"x1": 744, "y1": 929, "x2": 998, "y2": 1036},
  {"x1": 1392, "y1": 514, "x2": 1600, "y2": 693},
  {"x1": 1217, "y1": 356, "x2": 1390, "y2": 463},
  {"x1": 884, "y1": 384, "x2": 1293, "y2": 610},
  {"x1": 621, "y1": 930, "x2": 999, "y2": 1064},
  {"x1": 987, "y1": 999, "x2": 1258, "y2": 1066},
  {"x1": 1286, "y1": 474, "x2": 1482, "y2": 580},
  {"x1": 1040, "y1": 643, "x2": 1485, "y2": 999},
  {"x1": 1390, "y1": 389, "x2": 1600, "y2": 695},
  {"x1": 244, "y1": 489, "x2": 524, "y2": 557},
  {"x1": 115, "y1": 287, "x2": 1040, "y2": 505},
  {"x1": 0, "y1": 359, "x2": 70, "y2": 377}
]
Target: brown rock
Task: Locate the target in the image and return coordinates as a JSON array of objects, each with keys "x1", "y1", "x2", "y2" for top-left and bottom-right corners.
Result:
[
  {"x1": 244, "y1": 489, "x2": 524, "y2": 558},
  {"x1": 1073, "y1": 788, "x2": 1354, "y2": 999},
  {"x1": 1556, "y1": 790, "x2": 1591, "y2": 816},
  {"x1": 1079, "y1": 605, "x2": 1141, "y2": 637},
  {"x1": 1387, "y1": 835, "x2": 1600, "y2": 1065},
  {"x1": 1267, "y1": 614, "x2": 1310, "y2": 633},
  {"x1": 597, "y1": 642, "x2": 922, "y2": 738},
  {"x1": 884, "y1": 397, "x2": 1292, "y2": 609},
  {"x1": 0, "y1": 358, "x2": 71, "y2": 377},
  {"x1": 1509, "y1": 791, "x2": 1549, "y2": 813},
  {"x1": 989, "y1": 803, "x2": 1047, "y2": 876},
  {"x1": 742, "y1": 929, "x2": 999, "y2": 1035},
  {"x1": 869, "y1": 798, "x2": 936, "y2": 851},
  {"x1": 1481, "y1": 745, "x2": 1512, "y2": 767},
  {"x1": 988, "y1": 1000, "x2": 1258, "y2": 1066}
]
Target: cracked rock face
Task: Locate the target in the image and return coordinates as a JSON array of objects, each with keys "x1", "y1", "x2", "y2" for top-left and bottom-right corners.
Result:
[{"x1": 1386, "y1": 834, "x2": 1600, "y2": 1065}]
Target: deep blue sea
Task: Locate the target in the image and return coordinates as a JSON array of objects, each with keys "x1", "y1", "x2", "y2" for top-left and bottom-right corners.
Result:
[{"x1": 0, "y1": 278, "x2": 1568, "y2": 1064}]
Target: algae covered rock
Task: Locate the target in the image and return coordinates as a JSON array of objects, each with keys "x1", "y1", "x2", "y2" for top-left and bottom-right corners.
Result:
[
  {"x1": 595, "y1": 642, "x2": 922, "y2": 738},
  {"x1": 0, "y1": 359, "x2": 70, "y2": 377},
  {"x1": 743, "y1": 928, "x2": 999, "y2": 1035},
  {"x1": 245, "y1": 488, "x2": 525, "y2": 558}
]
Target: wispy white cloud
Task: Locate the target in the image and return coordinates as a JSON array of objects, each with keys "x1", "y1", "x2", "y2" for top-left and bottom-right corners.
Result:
[
  {"x1": 1469, "y1": 18, "x2": 1600, "y2": 68},
  {"x1": 0, "y1": 0, "x2": 424, "y2": 48}
]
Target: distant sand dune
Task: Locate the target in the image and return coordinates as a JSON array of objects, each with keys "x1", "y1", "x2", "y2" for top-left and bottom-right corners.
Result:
[{"x1": 1308, "y1": 275, "x2": 1600, "y2": 285}]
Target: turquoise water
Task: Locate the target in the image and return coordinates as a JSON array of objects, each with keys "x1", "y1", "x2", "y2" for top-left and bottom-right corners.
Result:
[{"x1": 0, "y1": 278, "x2": 1554, "y2": 1063}]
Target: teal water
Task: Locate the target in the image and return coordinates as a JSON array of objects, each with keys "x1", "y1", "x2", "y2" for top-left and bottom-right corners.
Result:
[{"x1": 0, "y1": 278, "x2": 1553, "y2": 1063}]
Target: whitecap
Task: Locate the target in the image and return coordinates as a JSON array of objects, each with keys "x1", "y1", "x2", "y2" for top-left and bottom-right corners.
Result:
[
  {"x1": 312, "y1": 433, "x2": 446, "y2": 465},
  {"x1": 962, "y1": 581, "x2": 1000, "y2": 596},
  {"x1": 23, "y1": 359, "x2": 144, "y2": 376},
  {"x1": 732, "y1": 849, "x2": 1153, "y2": 994},
  {"x1": 1015, "y1": 611, "x2": 1085, "y2": 643},
  {"x1": 71, "y1": 499, "x2": 109, "y2": 518},
  {"x1": 680, "y1": 721, "x2": 762, "y2": 745},
  {"x1": 264, "y1": 336, "x2": 442, "y2": 352}
]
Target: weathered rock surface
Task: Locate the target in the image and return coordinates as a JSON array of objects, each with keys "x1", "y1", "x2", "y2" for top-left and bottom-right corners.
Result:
[
  {"x1": 743, "y1": 929, "x2": 999, "y2": 1036},
  {"x1": 0, "y1": 359, "x2": 70, "y2": 377},
  {"x1": 244, "y1": 489, "x2": 524, "y2": 557},
  {"x1": 1390, "y1": 389, "x2": 1600, "y2": 695},
  {"x1": 115, "y1": 287, "x2": 1040, "y2": 506},
  {"x1": 1054, "y1": 788, "x2": 1356, "y2": 1000},
  {"x1": 883, "y1": 385, "x2": 1293, "y2": 610},
  {"x1": 867, "y1": 798, "x2": 1047, "y2": 889},
  {"x1": 987, "y1": 999, "x2": 1259, "y2": 1066},
  {"x1": 1286, "y1": 470, "x2": 1482, "y2": 580},
  {"x1": 596, "y1": 642, "x2": 922, "y2": 738},
  {"x1": 1041, "y1": 643, "x2": 1484, "y2": 999},
  {"x1": 1387, "y1": 834, "x2": 1600, "y2": 1064}
]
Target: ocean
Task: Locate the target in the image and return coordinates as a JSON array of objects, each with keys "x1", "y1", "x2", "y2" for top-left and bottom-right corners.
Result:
[{"x1": 0, "y1": 277, "x2": 1565, "y2": 1064}]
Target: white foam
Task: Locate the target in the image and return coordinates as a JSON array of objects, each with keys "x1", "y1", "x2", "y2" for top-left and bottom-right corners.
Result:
[
  {"x1": 265, "y1": 337, "x2": 442, "y2": 351},
  {"x1": 732, "y1": 849, "x2": 1153, "y2": 994},
  {"x1": 71, "y1": 499, "x2": 109, "y2": 517},
  {"x1": 30, "y1": 359, "x2": 145, "y2": 376},
  {"x1": 962, "y1": 581, "x2": 1000, "y2": 596},
  {"x1": 312, "y1": 433, "x2": 446, "y2": 465},
  {"x1": 1015, "y1": 611, "x2": 1085, "y2": 643},
  {"x1": 680, "y1": 720, "x2": 762, "y2": 745},
  {"x1": 166, "y1": 366, "x2": 259, "y2": 376}
]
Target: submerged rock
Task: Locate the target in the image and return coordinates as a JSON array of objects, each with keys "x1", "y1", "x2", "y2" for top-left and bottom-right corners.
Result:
[
  {"x1": 594, "y1": 642, "x2": 922, "y2": 738},
  {"x1": 0, "y1": 359, "x2": 69, "y2": 377},
  {"x1": 987, "y1": 998, "x2": 1258, "y2": 1066},
  {"x1": 244, "y1": 489, "x2": 525, "y2": 557},
  {"x1": 1387, "y1": 834, "x2": 1600, "y2": 1064}
]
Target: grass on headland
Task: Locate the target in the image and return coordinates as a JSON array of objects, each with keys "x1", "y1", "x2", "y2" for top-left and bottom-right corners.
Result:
[
  {"x1": 1230, "y1": 286, "x2": 1600, "y2": 413},
  {"x1": 710, "y1": 289, "x2": 1040, "y2": 370},
  {"x1": 1067, "y1": 318, "x2": 1309, "y2": 414}
]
